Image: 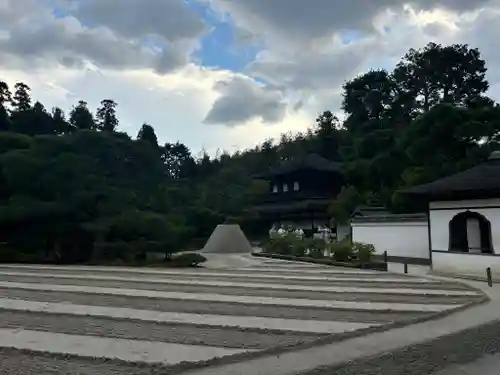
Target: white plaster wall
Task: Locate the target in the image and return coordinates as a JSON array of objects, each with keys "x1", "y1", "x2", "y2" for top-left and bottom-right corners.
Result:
[
  {"x1": 429, "y1": 198, "x2": 500, "y2": 253},
  {"x1": 351, "y1": 221, "x2": 429, "y2": 260},
  {"x1": 432, "y1": 251, "x2": 500, "y2": 279},
  {"x1": 336, "y1": 224, "x2": 350, "y2": 241}
]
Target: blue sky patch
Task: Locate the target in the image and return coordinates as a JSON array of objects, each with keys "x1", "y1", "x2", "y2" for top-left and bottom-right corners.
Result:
[{"x1": 187, "y1": 0, "x2": 260, "y2": 71}]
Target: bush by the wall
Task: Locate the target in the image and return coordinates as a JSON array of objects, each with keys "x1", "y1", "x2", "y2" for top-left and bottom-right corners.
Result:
[
  {"x1": 307, "y1": 238, "x2": 327, "y2": 259},
  {"x1": 330, "y1": 240, "x2": 355, "y2": 262},
  {"x1": 353, "y1": 242, "x2": 376, "y2": 262},
  {"x1": 263, "y1": 237, "x2": 378, "y2": 266},
  {"x1": 264, "y1": 234, "x2": 297, "y2": 255},
  {"x1": 291, "y1": 237, "x2": 308, "y2": 257}
]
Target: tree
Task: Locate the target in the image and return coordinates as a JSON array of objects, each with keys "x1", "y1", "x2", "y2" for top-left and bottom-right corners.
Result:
[
  {"x1": 0, "y1": 105, "x2": 9, "y2": 132},
  {"x1": 342, "y1": 70, "x2": 395, "y2": 132},
  {"x1": 10, "y1": 83, "x2": 34, "y2": 134},
  {"x1": 313, "y1": 111, "x2": 343, "y2": 160},
  {"x1": 394, "y1": 42, "x2": 489, "y2": 113},
  {"x1": 0, "y1": 82, "x2": 10, "y2": 131},
  {"x1": 162, "y1": 142, "x2": 195, "y2": 178},
  {"x1": 0, "y1": 81, "x2": 11, "y2": 104},
  {"x1": 0, "y1": 41, "x2": 498, "y2": 265},
  {"x1": 96, "y1": 99, "x2": 118, "y2": 132},
  {"x1": 137, "y1": 123, "x2": 158, "y2": 147},
  {"x1": 29, "y1": 101, "x2": 54, "y2": 135},
  {"x1": 11, "y1": 82, "x2": 31, "y2": 112},
  {"x1": 329, "y1": 186, "x2": 363, "y2": 224},
  {"x1": 52, "y1": 107, "x2": 72, "y2": 135},
  {"x1": 70, "y1": 100, "x2": 95, "y2": 130}
]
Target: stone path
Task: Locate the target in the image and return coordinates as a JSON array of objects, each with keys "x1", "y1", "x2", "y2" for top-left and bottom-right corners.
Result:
[{"x1": 0, "y1": 257, "x2": 482, "y2": 374}]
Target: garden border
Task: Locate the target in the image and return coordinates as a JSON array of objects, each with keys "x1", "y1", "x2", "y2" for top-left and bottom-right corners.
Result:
[{"x1": 252, "y1": 252, "x2": 388, "y2": 271}]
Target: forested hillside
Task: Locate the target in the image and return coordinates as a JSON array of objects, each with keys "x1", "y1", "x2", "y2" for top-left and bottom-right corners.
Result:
[{"x1": 1, "y1": 42, "x2": 500, "y2": 264}]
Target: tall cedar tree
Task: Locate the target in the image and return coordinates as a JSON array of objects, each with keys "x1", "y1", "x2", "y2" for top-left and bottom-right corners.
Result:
[
  {"x1": 137, "y1": 123, "x2": 159, "y2": 147},
  {"x1": 96, "y1": 99, "x2": 118, "y2": 132},
  {"x1": 70, "y1": 100, "x2": 95, "y2": 130},
  {"x1": 0, "y1": 81, "x2": 11, "y2": 131}
]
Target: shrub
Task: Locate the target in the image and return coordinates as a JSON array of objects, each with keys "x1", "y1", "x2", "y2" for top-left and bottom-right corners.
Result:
[
  {"x1": 291, "y1": 237, "x2": 308, "y2": 257},
  {"x1": 264, "y1": 234, "x2": 295, "y2": 255},
  {"x1": 171, "y1": 252, "x2": 207, "y2": 267},
  {"x1": 0, "y1": 245, "x2": 18, "y2": 263},
  {"x1": 330, "y1": 240, "x2": 355, "y2": 262},
  {"x1": 307, "y1": 238, "x2": 327, "y2": 259},
  {"x1": 353, "y1": 242, "x2": 376, "y2": 262},
  {"x1": 95, "y1": 241, "x2": 134, "y2": 262}
]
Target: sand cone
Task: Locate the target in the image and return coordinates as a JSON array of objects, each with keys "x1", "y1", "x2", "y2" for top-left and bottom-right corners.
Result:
[{"x1": 201, "y1": 224, "x2": 253, "y2": 254}]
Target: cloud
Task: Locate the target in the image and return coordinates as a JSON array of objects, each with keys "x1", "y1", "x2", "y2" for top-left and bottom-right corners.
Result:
[
  {"x1": 2, "y1": 0, "x2": 500, "y2": 154},
  {"x1": 204, "y1": 76, "x2": 286, "y2": 126},
  {"x1": 212, "y1": 0, "x2": 500, "y2": 118},
  {"x1": 208, "y1": 0, "x2": 491, "y2": 47},
  {"x1": 68, "y1": 0, "x2": 205, "y2": 42},
  {"x1": 0, "y1": 0, "x2": 206, "y2": 73},
  {"x1": 1, "y1": 61, "x2": 304, "y2": 154}
]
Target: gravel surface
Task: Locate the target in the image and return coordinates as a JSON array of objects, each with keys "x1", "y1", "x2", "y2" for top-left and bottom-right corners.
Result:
[
  {"x1": 0, "y1": 274, "x2": 473, "y2": 291},
  {"x1": 0, "y1": 288, "x2": 432, "y2": 322},
  {"x1": 0, "y1": 310, "x2": 321, "y2": 349},
  {"x1": 0, "y1": 307, "x2": 495, "y2": 375},
  {"x1": 0, "y1": 268, "x2": 410, "y2": 279},
  {"x1": 0, "y1": 262, "x2": 485, "y2": 375},
  {"x1": 300, "y1": 319, "x2": 500, "y2": 375},
  {"x1": 0, "y1": 276, "x2": 479, "y2": 304},
  {"x1": 0, "y1": 348, "x2": 170, "y2": 375}
]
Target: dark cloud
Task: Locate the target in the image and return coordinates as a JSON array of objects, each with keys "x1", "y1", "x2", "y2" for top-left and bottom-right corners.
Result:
[
  {"x1": 248, "y1": 44, "x2": 371, "y2": 91},
  {"x1": 209, "y1": 0, "x2": 492, "y2": 43},
  {"x1": 204, "y1": 76, "x2": 286, "y2": 126},
  {"x1": 0, "y1": 20, "x2": 155, "y2": 70},
  {"x1": 68, "y1": 0, "x2": 205, "y2": 42}
]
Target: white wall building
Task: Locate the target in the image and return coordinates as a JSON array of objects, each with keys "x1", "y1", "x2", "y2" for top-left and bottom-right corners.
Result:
[
  {"x1": 352, "y1": 151, "x2": 500, "y2": 279},
  {"x1": 351, "y1": 214, "x2": 431, "y2": 274}
]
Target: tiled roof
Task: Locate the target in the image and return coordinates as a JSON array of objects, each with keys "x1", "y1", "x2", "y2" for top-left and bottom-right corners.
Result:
[{"x1": 402, "y1": 152, "x2": 500, "y2": 200}]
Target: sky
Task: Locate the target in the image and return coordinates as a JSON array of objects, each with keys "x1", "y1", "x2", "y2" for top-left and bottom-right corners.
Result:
[{"x1": 1, "y1": 0, "x2": 500, "y2": 156}]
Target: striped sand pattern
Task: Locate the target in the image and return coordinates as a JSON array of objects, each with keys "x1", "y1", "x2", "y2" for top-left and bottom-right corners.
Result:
[{"x1": 0, "y1": 259, "x2": 482, "y2": 374}]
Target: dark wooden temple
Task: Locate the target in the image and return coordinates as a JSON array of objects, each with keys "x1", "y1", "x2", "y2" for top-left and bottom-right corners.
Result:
[{"x1": 251, "y1": 154, "x2": 344, "y2": 235}]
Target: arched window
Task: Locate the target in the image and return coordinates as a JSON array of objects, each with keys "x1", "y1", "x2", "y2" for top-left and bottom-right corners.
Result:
[{"x1": 449, "y1": 211, "x2": 493, "y2": 254}]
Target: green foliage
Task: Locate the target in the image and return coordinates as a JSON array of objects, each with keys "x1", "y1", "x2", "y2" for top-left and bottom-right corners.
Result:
[
  {"x1": 264, "y1": 235, "x2": 294, "y2": 255},
  {"x1": 291, "y1": 237, "x2": 308, "y2": 257},
  {"x1": 96, "y1": 99, "x2": 119, "y2": 132},
  {"x1": 352, "y1": 242, "x2": 376, "y2": 262},
  {"x1": 137, "y1": 123, "x2": 159, "y2": 148},
  {"x1": 329, "y1": 241, "x2": 355, "y2": 262},
  {"x1": 96, "y1": 242, "x2": 135, "y2": 262},
  {"x1": 70, "y1": 100, "x2": 95, "y2": 130},
  {"x1": 263, "y1": 236, "x2": 376, "y2": 265},
  {"x1": 329, "y1": 185, "x2": 362, "y2": 224},
  {"x1": 0, "y1": 245, "x2": 17, "y2": 263},
  {"x1": 0, "y1": 41, "x2": 498, "y2": 265},
  {"x1": 307, "y1": 237, "x2": 327, "y2": 259}
]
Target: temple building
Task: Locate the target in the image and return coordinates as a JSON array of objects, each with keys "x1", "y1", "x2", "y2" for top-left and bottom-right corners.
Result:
[
  {"x1": 353, "y1": 151, "x2": 500, "y2": 278},
  {"x1": 404, "y1": 151, "x2": 500, "y2": 277},
  {"x1": 252, "y1": 154, "x2": 346, "y2": 238}
]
